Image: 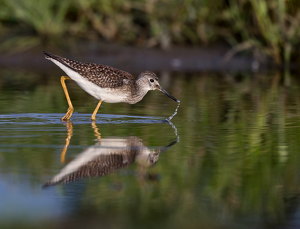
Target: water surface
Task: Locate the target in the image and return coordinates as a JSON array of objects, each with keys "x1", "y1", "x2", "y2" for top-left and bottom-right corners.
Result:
[{"x1": 1, "y1": 69, "x2": 300, "y2": 228}]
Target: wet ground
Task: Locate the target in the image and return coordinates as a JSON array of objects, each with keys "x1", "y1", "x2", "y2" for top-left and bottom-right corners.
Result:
[{"x1": 1, "y1": 66, "x2": 300, "y2": 229}]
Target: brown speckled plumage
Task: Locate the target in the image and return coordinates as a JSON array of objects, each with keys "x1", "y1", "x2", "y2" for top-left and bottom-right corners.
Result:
[
  {"x1": 42, "y1": 50, "x2": 179, "y2": 121},
  {"x1": 42, "y1": 136, "x2": 177, "y2": 187},
  {"x1": 43, "y1": 153, "x2": 136, "y2": 186},
  {"x1": 42, "y1": 137, "x2": 144, "y2": 187},
  {"x1": 43, "y1": 51, "x2": 134, "y2": 88}
]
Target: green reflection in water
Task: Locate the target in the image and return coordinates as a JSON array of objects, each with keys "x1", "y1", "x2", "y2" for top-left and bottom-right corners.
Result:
[{"x1": 0, "y1": 68, "x2": 300, "y2": 228}]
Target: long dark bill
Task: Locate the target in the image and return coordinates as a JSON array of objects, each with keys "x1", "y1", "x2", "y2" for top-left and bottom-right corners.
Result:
[{"x1": 159, "y1": 87, "x2": 179, "y2": 103}]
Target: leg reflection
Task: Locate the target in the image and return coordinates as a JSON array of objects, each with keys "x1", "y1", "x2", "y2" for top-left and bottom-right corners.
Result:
[
  {"x1": 61, "y1": 122, "x2": 73, "y2": 163},
  {"x1": 61, "y1": 122, "x2": 101, "y2": 163},
  {"x1": 91, "y1": 121, "x2": 101, "y2": 141}
]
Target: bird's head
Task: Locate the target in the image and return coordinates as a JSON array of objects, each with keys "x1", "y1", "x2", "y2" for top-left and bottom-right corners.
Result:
[{"x1": 137, "y1": 71, "x2": 179, "y2": 102}]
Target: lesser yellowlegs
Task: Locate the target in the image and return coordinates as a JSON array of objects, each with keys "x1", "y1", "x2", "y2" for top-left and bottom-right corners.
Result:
[
  {"x1": 43, "y1": 132, "x2": 177, "y2": 187},
  {"x1": 43, "y1": 51, "x2": 179, "y2": 121}
]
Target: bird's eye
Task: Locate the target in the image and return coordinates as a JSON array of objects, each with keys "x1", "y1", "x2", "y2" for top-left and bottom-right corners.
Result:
[{"x1": 150, "y1": 79, "x2": 154, "y2": 82}]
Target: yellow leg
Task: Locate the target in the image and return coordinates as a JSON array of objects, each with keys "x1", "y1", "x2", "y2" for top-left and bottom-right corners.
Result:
[
  {"x1": 91, "y1": 99, "x2": 102, "y2": 121},
  {"x1": 91, "y1": 121, "x2": 101, "y2": 141},
  {"x1": 61, "y1": 122, "x2": 73, "y2": 163},
  {"x1": 60, "y1": 76, "x2": 74, "y2": 121}
]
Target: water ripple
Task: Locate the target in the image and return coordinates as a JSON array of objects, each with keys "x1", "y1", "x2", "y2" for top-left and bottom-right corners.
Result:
[{"x1": 0, "y1": 113, "x2": 165, "y2": 125}]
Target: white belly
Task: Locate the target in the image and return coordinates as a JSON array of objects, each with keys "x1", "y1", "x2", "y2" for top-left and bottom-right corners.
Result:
[{"x1": 50, "y1": 59, "x2": 127, "y2": 103}]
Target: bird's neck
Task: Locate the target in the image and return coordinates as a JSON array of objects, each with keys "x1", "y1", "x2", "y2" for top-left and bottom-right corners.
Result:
[{"x1": 129, "y1": 79, "x2": 149, "y2": 104}]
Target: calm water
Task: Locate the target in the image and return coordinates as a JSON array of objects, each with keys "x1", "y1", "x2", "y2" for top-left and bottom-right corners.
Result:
[{"x1": 1, "y1": 68, "x2": 300, "y2": 229}]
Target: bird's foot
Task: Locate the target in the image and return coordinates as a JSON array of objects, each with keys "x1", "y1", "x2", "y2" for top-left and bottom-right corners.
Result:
[{"x1": 61, "y1": 107, "x2": 74, "y2": 121}]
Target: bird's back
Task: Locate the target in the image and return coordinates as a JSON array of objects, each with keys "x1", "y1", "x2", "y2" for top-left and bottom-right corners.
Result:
[{"x1": 43, "y1": 51, "x2": 135, "y2": 88}]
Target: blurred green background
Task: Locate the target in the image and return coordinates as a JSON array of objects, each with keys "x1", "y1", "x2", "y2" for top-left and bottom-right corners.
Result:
[
  {"x1": 1, "y1": 0, "x2": 300, "y2": 65},
  {"x1": 2, "y1": 70, "x2": 300, "y2": 229},
  {"x1": 2, "y1": 1, "x2": 300, "y2": 228}
]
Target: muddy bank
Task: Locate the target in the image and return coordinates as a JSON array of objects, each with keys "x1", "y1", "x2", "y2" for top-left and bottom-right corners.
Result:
[{"x1": 0, "y1": 42, "x2": 270, "y2": 73}]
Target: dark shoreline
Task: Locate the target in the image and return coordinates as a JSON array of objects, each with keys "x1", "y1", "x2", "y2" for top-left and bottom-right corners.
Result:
[{"x1": 0, "y1": 42, "x2": 270, "y2": 73}]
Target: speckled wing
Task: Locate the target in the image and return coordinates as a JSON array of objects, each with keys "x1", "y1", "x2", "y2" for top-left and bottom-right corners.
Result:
[
  {"x1": 42, "y1": 153, "x2": 136, "y2": 187},
  {"x1": 43, "y1": 51, "x2": 135, "y2": 88}
]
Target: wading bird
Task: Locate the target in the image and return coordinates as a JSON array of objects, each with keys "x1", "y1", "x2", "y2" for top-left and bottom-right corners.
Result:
[{"x1": 43, "y1": 51, "x2": 179, "y2": 121}]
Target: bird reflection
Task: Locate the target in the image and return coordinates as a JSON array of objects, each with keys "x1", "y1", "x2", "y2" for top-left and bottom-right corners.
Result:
[{"x1": 43, "y1": 122, "x2": 177, "y2": 187}]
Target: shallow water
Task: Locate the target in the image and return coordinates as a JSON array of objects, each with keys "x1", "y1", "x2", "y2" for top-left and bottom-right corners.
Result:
[{"x1": 1, "y1": 69, "x2": 300, "y2": 228}]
